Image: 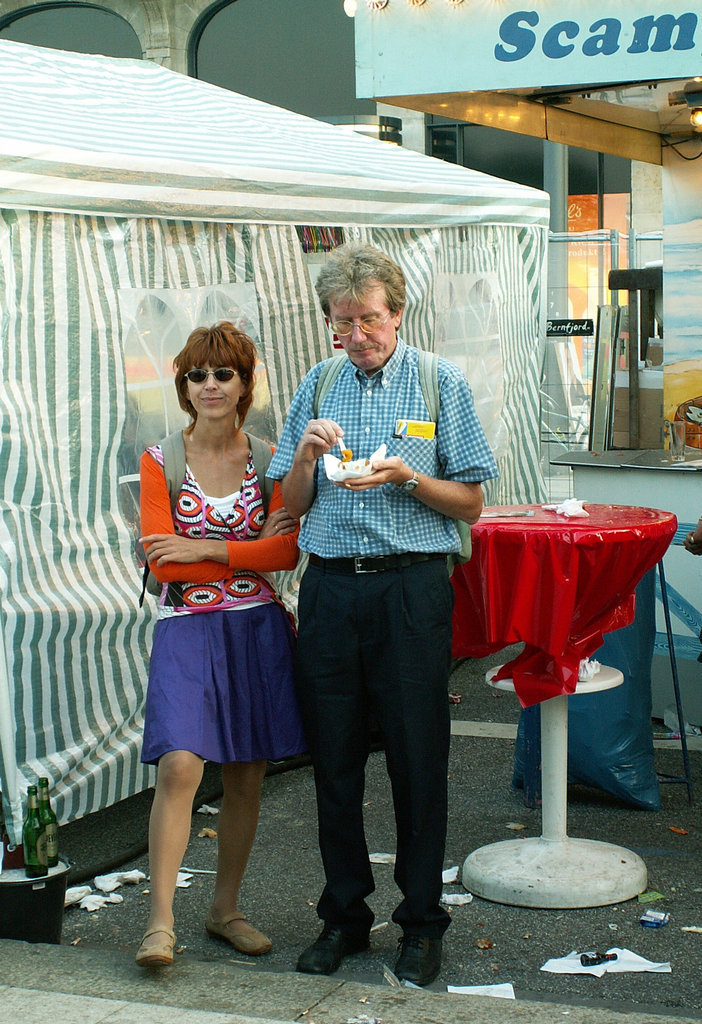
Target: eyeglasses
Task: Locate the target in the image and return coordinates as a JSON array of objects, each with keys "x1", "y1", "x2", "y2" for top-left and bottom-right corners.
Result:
[
  {"x1": 330, "y1": 312, "x2": 393, "y2": 337},
  {"x1": 184, "y1": 367, "x2": 239, "y2": 384}
]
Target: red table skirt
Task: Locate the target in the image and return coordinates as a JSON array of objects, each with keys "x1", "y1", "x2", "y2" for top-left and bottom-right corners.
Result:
[{"x1": 451, "y1": 504, "x2": 677, "y2": 707}]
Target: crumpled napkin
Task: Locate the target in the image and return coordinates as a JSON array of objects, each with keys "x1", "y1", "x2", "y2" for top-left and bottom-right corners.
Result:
[
  {"x1": 578, "y1": 658, "x2": 601, "y2": 681},
  {"x1": 323, "y1": 443, "x2": 386, "y2": 481},
  {"x1": 79, "y1": 892, "x2": 124, "y2": 913},
  {"x1": 542, "y1": 498, "x2": 589, "y2": 518},
  {"x1": 541, "y1": 948, "x2": 671, "y2": 976},
  {"x1": 440, "y1": 891, "x2": 473, "y2": 906},
  {"x1": 64, "y1": 885, "x2": 92, "y2": 907},
  {"x1": 94, "y1": 869, "x2": 146, "y2": 893}
]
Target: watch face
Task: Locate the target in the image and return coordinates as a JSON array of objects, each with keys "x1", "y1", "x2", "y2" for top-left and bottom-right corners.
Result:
[{"x1": 402, "y1": 473, "x2": 419, "y2": 492}]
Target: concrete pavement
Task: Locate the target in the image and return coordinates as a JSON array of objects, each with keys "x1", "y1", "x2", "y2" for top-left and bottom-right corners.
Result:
[{"x1": 1, "y1": 652, "x2": 701, "y2": 1023}]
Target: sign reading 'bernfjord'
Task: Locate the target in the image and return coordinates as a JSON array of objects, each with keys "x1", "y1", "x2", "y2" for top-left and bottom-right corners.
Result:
[{"x1": 355, "y1": 1, "x2": 702, "y2": 96}]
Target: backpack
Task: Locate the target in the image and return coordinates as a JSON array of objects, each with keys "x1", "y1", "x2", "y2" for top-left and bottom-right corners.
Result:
[
  {"x1": 139, "y1": 430, "x2": 274, "y2": 606},
  {"x1": 313, "y1": 351, "x2": 471, "y2": 573}
]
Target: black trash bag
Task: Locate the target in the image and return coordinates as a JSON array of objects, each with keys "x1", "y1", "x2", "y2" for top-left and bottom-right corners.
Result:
[{"x1": 513, "y1": 568, "x2": 660, "y2": 811}]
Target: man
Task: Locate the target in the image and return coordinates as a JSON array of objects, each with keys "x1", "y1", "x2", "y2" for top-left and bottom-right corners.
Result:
[{"x1": 268, "y1": 243, "x2": 497, "y2": 986}]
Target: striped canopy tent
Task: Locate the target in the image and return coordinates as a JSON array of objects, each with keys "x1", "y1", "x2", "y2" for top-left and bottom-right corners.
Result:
[{"x1": 0, "y1": 39, "x2": 549, "y2": 844}]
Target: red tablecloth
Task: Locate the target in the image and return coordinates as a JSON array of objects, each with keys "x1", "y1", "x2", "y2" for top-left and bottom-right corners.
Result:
[{"x1": 451, "y1": 504, "x2": 677, "y2": 707}]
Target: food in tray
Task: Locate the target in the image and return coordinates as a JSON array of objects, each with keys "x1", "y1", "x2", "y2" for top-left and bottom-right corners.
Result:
[
  {"x1": 323, "y1": 443, "x2": 387, "y2": 481},
  {"x1": 339, "y1": 446, "x2": 353, "y2": 462}
]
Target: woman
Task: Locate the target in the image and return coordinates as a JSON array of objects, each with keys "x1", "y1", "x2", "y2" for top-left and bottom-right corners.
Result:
[{"x1": 136, "y1": 321, "x2": 304, "y2": 967}]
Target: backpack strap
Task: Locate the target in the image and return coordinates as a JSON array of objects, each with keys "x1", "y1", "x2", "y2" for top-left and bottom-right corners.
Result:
[
  {"x1": 416, "y1": 350, "x2": 471, "y2": 572},
  {"x1": 160, "y1": 430, "x2": 187, "y2": 512},
  {"x1": 244, "y1": 431, "x2": 274, "y2": 514},
  {"x1": 417, "y1": 348, "x2": 440, "y2": 424},
  {"x1": 313, "y1": 355, "x2": 347, "y2": 417}
]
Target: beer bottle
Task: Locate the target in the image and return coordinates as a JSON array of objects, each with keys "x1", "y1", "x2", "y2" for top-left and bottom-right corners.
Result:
[
  {"x1": 22, "y1": 785, "x2": 48, "y2": 878},
  {"x1": 37, "y1": 777, "x2": 59, "y2": 868}
]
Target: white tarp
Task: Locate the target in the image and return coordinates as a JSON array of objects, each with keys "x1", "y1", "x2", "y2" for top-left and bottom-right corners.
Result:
[{"x1": 0, "y1": 40, "x2": 548, "y2": 844}]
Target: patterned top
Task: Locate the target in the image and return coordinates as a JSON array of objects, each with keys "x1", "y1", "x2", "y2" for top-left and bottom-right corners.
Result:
[
  {"x1": 267, "y1": 338, "x2": 498, "y2": 558},
  {"x1": 145, "y1": 444, "x2": 274, "y2": 616}
]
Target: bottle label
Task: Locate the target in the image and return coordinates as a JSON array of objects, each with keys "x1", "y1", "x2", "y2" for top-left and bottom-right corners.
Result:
[
  {"x1": 35, "y1": 831, "x2": 49, "y2": 866},
  {"x1": 45, "y1": 823, "x2": 59, "y2": 861}
]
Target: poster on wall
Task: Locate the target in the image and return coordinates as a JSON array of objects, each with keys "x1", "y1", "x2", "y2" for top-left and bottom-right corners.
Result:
[{"x1": 662, "y1": 157, "x2": 702, "y2": 452}]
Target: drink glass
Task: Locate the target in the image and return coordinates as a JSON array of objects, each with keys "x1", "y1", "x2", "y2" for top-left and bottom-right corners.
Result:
[{"x1": 667, "y1": 420, "x2": 686, "y2": 462}]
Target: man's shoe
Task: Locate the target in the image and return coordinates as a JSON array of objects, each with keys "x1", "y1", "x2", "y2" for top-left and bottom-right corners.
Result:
[
  {"x1": 394, "y1": 934, "x2": 442, "y2": 986},
  {"x1": 296, "y1": 924, "x2": 369, "y2": 975}
]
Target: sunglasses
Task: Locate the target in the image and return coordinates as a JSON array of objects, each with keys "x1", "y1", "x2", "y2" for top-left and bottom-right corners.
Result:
[{"x1": 184, "y1": 367, "x2": 239, "y2": 384}]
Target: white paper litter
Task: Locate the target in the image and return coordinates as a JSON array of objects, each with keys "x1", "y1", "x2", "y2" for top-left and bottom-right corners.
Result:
[
  {"x1": 94, "y1": 869, "x2": 146, "y2": 893},
  {"x1": 578, "y1": 658, "x2": 601, "y2": 681},
  {"x1": 442, "y1": 865, "x2": 460, "y2": 883},
  {"x1": 175, "y1": 871, "x2": 193, "y2": 888},
  {"x1": 369, "y1": 852, "x2": 395, "y2": 864},
  {"x1": 64, "y1": 885, "x2": 92, "y2": 907},
  {"x1": 196, "y1": 803, "x2": 220, "y2": 815},
  {"x1": 542, "y1": 498, "x2": 589, "y2": 518},
  {"x1": 440, "y1": 891, "x2": 473, "y2": 906},
  {"x1": 541, "y1": 948, "x2": 671, "y2": 976},
  {"x1": 447, "y1": 983, "x2": 515, "y2": 999},
  {"x1": 323, "y1": 443, "x2": 386, "y2": 481},
  {"x1": 79, "y1": 892, "x2": 124, "y2": 913}
]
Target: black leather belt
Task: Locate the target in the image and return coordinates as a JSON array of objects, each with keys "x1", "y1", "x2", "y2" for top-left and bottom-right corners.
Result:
[{"x1": 308, "y1": 552, "x2": 446, "y2": 574}]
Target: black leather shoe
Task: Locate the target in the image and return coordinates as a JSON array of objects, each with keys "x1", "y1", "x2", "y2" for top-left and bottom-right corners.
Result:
[
  {"x1": 394, "y1": 934, "x2": 442, "y2": 986},
  {"x1": 296, "y1": 924, "x2": 370, "y2": 975}
]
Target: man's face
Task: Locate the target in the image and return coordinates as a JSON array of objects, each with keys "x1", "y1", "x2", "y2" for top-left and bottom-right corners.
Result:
[{"x1": 329, "y1": 284, "x2": 402, "y2": 376}]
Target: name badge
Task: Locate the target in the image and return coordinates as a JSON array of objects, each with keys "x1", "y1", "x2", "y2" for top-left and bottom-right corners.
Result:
[{"x1": 394, "y1": 419, "x2": 436, "y2": 440}]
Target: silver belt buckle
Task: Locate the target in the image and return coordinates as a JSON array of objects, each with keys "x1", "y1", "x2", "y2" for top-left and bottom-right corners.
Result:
[{"x1": 353, "y1": 556, "x2": 377, "y2": 574}]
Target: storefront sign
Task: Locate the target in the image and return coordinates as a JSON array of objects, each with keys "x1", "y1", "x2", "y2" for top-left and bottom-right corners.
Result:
[
  {"x1": 356, "y1": 1, "x2": 702, "y2": 96},
  {"x1": 547, "y1": 319, "x2": 594, "y2": 337}
]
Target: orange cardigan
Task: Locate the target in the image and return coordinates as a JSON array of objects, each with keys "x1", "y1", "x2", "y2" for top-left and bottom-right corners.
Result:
[{"x1": 139, "y1": 449, "x2": 299, "y2": 585}]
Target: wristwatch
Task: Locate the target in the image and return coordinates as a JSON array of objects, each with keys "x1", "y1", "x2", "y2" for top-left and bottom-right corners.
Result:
[{"x1": 400, "y1": 470, "x2": 420, "y2": 493}]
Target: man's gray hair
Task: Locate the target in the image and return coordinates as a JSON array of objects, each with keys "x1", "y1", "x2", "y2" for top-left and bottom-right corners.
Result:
[{"x1": 314, "y1": 243, "x2": 406, "y2": 316}]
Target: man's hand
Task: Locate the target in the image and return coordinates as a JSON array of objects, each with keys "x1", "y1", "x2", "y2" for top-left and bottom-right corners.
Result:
[
  {"x1": 334, "y1": 456, "x2": 409, "y2": 491},
  {"x1": 295, "y1": 418, "x2": 344, "y2": 464},
  {"x1": 684, "y1": 525, "x2": 702, "y2": 555}
]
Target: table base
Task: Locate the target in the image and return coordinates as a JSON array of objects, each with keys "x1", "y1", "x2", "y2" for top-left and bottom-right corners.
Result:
[{"x1": 462, "y1": 836, "x2": 647, "y2": 909}]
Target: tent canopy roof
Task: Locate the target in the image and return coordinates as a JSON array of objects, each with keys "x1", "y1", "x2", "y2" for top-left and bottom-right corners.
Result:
[{"x1": 0, "y1": 39, "x2": 548, "y2": 228}]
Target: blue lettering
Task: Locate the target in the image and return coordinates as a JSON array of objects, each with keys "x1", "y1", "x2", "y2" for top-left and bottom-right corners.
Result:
[
  {"x1": 542, "y1": 21, "x2": 579, "y2": 59},
  {"x1": 582, "y1": 18, "x2": 621, "y2": 57},
  {"x1": 628, "y1": 13, "x2": 697, "y2": 53},
  {"x1": 494, "y1": 10, "x2": 538, "y2": 62}
]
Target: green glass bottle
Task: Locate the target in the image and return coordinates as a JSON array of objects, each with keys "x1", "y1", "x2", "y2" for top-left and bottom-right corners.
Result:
[
  {"x1": 37, "y1": 777, "x2": 59, "y2": 868},
  {"x1": 22, "y1": 785, "x2": 48, "y2": 878}
]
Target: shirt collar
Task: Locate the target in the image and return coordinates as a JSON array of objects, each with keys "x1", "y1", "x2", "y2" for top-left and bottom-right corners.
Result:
[{"x1": 353, "y1": 336, "x2": 407, "y2": 389}]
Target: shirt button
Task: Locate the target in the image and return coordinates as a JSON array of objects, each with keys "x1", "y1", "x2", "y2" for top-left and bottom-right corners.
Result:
[
  {"x1": 359, "y1": 502, "x2": 364, "y2": 510},
  {"x1": 365, "y1": 427, "x2": 370, "y2": 434}
]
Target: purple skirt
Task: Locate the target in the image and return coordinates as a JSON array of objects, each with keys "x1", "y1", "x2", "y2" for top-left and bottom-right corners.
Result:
[{"x1": 141, "y1": 602, "x2": 306, "y2": 765}]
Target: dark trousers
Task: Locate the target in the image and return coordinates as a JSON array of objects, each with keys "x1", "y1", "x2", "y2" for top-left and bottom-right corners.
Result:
[{"x1": 295, "y1": 558, "x2": 453, "y2": 940}]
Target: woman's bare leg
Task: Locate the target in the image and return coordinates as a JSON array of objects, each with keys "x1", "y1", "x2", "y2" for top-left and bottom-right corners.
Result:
[
  {"x1": 209, "y1": 760, "x2": 267, "y2": 922},
  {"x1": 144, "y1": 749, "x2": 204, "y2": 938}
]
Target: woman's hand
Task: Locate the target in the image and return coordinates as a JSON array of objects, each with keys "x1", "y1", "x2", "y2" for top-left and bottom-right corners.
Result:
[
  {"x1": 258, "y1": 507, "x2": 299, "y2": 539},
  {"x1": 140, "y1": 533, "x2": 228, "y2": 565}
]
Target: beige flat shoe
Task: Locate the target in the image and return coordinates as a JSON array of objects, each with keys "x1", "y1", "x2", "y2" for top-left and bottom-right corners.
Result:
[
  {"x1": 135, "y1": 927, "x2": 176, "y2": 967},
  {"x1": 205, "y1": 911, "x2": 272, "y2": 956}
]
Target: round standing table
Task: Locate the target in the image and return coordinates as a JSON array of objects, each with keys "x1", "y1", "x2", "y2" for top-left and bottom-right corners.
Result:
[{"x1": 451, "y1": 504, "x2": 677, "y2": 909}]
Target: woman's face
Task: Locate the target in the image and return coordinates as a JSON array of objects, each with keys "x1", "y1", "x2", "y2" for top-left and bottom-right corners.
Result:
[{"x1": 184, "y1": 364, "x2": 243, "y2": 424}]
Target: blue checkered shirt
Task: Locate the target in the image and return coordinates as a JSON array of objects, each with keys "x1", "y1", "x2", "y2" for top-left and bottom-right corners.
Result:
[{"x1": 267, "y1": 338, "x2": 498, "y2": 558}]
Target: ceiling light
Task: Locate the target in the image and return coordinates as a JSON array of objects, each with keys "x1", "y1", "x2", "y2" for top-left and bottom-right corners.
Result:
[
  {"x1": 690, "y1": 108, "x2": 702, "y2": 130},
  {"x1": 343, "y1": 0, "x2": 358, "y2": 14}
]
